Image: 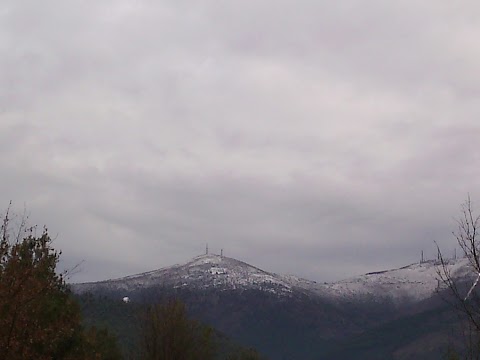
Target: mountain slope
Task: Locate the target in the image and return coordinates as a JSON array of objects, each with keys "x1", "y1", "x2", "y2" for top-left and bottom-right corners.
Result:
[
  {"x1": 71, "y1": 254, "x2": 476, "y2": 360},
  {"x1": 323, "y1": 303, "x2": 462, "y2": 360},
  {"x1": 72, "y1": 254, "x2": 359, "y2": 359},
  {"x1": 314, "y1": 258, "x2": 474, "y2": 305},
  {"x1": 73, "y1": 254, "x2": 474, "y2": 304},
  {"x1": 72, "y1": 253, "x2": 317, "y2": 297}
]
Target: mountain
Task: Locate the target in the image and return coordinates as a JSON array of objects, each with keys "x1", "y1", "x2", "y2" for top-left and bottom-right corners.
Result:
[
  {"x1": 315, "y1": 258, "x2": 473, "y2": 304},
  {"x1": 71, "y1": 254, "x2": 475, "y2": 359},
  {"x1": 72, "y1": 254, "x2": 356, "y2": 359},
  {"x1": 73, "y1": 254, "x2": 472, "y2": 302},
  {"x1": 73, "y1": 253, "x2": 317, "y2": 297}
]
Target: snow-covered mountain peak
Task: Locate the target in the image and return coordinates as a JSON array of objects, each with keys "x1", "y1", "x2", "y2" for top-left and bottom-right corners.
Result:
[
  {"x1": 315, "y1": 257, "x2": 475, "y2": 304},
  {"x1": 181, "y1": 253, "x2": 261, "y2": 272},
  {"x1": 72, "y1": 253, "x2": 477, "y2": 306},
  {"x1": 188, "y1": 254, "x2": 226, "y2": 265},
  {"x1": 72, "y1": 253, "x2": 308, "y2": 296}
]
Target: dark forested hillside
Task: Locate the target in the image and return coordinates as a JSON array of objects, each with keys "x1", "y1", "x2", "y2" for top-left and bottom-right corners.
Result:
[
  {"x1": 72, "y1": 254, "x2": 474, "y2": 359},
  {"x1": 74, "y1": 285, "x2": 468, "y2": 360}
]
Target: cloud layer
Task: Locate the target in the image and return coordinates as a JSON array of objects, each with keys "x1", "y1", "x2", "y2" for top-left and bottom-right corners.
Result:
[{"x1": 1, "y1": 1, "x2": 479, "y2": 282}]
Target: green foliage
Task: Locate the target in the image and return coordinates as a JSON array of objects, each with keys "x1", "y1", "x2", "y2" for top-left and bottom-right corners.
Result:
[
  {"x1": 77, "y1": 293, "x2": 141, "y2": 357},
  {"x1": 141, "y1": 299, "x2": 215, "y2": 360},
  {"x1": 0, "y1": 207, "x2": 121, "y2": 360},
  {"x1": 226, "y1": 348, "x2": 264, "y2": 360},
  {"x1": 81, "y1": 326, "x2": 123, "y2": 360},
  {"x1": 76, "y1": 292, "x2": 269, "y2": 360}
]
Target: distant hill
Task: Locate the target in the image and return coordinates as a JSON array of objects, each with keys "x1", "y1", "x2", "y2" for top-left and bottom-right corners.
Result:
[{"x1": 71, "y1": 254, "x2": 475, "y2": 359}]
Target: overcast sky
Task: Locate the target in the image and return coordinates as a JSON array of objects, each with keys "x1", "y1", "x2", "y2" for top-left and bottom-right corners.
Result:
[{"x1": 1, "y1": 1, "x2": 479, "y2": 283}]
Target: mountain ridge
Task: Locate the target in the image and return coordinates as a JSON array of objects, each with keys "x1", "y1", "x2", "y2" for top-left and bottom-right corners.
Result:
[
  {"x1": 71, "y1": 253, "x2": 475, "y2": 360},
  {"x1": 72, "y1": 253, "x2": 317, "y2": 298},
  {"x1": 72, "y1": 253, "x2": 473, "y2": 305}
]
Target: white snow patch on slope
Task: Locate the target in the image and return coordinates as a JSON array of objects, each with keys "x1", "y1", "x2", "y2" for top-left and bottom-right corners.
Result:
[
  {"x1": 312, "y1": 258, "x2": 474, "y2": 304},
  {"x1": 71, "y1": 254, "x2": 477, "y2": 305},
  {"x1": 72, "y1": 254, "x2": 308, "y2": 296}
]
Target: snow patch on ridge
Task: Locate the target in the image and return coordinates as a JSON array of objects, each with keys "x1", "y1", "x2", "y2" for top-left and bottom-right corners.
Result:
[
  {"x1": 72, "y1": 254, "x2": 308, "y2": 297},
  {"x1": 71, "y1": 254, "x2": 477, "y2": 305},
  {"x1": 312, "y1": 258, "x2": 474, "y2": 303}
]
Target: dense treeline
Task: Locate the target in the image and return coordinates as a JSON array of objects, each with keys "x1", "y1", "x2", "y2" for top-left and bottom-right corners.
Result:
[{"x1": 76, "y1": 292, "x2": 266, "y2": 360}]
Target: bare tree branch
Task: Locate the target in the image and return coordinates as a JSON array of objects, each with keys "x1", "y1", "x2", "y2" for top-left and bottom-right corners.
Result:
[{"x1": 437, "y1": 197, "x2": 480, "y2": 358}]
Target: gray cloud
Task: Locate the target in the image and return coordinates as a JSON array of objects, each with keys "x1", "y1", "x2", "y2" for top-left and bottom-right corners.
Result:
[{"x1": 1, "y1": 1, "x2": 479, "y2": 282}]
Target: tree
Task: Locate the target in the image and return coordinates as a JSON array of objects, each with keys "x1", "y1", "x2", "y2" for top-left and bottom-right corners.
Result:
[
  {"x1": 141, "y1": 299, "x2": 215, "y2": 360},
  {"x1": 81, "y1": 326, "x2": 123, "y2": 360},
  {"x1": 0, "y1": 206, "x2": 121, "y2": 359},
  {"x1": 438, "y1": 196, "x2": 480, "y2": 359},
  {"x1": 226, "y1": 348, "x2": 265, "y2": 360}
]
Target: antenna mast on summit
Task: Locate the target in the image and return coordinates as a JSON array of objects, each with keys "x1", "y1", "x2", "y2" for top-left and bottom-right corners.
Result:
[
  {"x1": 206, "y1": 243, "x2": 209, "y2": 255},
  {"x1": 221, "y1": 249, "x2": 223, "y2": 257}
]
